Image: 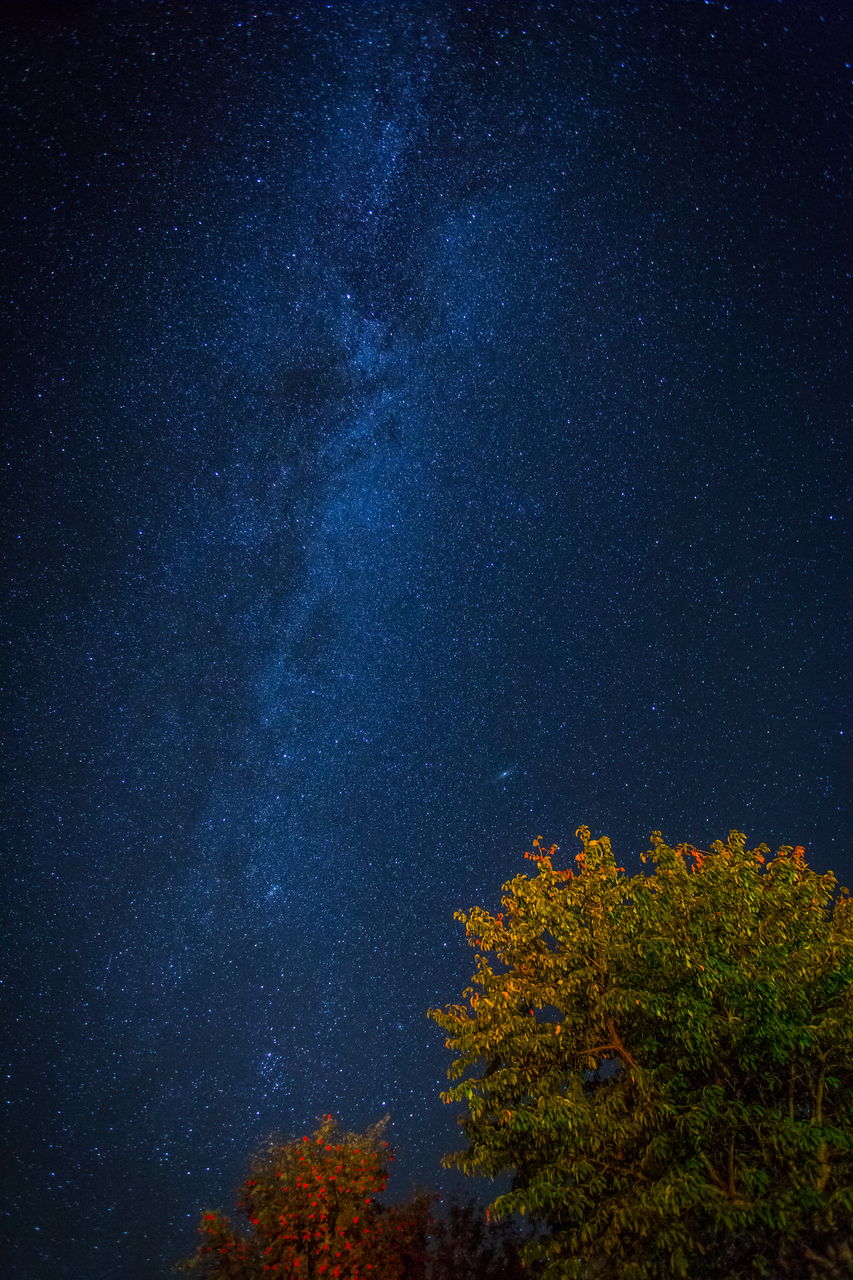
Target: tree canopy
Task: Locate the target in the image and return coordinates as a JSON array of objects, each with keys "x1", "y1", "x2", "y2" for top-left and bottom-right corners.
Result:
[
  {"x1": 178, "y1": 1115, "x2": 427, "y2": 1280},
  {"x1": 176, "y1": 1116, "x2": 527, "y2": 1280},
  {"x1": 429, "y1": 829, "x2": 852, "y2": 1279}
]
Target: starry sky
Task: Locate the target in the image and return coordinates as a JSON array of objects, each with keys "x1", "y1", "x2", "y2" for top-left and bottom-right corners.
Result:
[{"x1": 2, "y1": 2, "x2": 850, "y2": 1276}]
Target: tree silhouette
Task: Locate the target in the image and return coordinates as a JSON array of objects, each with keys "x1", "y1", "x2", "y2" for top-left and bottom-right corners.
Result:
[
  {"x1": 425, "y1": 1197, "x2": 527, "y2": 1280},
  {"x1": 430, "y1": 829, "x2": 852, "y2": 1278}
]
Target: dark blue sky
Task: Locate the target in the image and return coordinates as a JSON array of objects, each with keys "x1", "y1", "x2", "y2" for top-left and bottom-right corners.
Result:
[{"x1": 3, "y1": 2, "x2": 849, "y2": 1276}]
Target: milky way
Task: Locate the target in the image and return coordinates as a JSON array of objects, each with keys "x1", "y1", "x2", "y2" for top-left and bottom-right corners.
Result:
[{"x1": 4, "y1": 3, "x2": 849, "y2": 1276}]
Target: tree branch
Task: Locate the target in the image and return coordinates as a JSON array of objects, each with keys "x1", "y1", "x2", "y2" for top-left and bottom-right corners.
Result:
[
  {"x1": 571, "y1": 1023, "x2": 640, "y2": 1072},
  {"x1": 699, "y1": 1153, "x2": 728, "y2": 1194},
  {"x1": 572, "y1": 1043, "x2": 621, "y2": 1059},
  {"x1": 606, "y1": 1019, "x2": 640, "y2": 1070}
]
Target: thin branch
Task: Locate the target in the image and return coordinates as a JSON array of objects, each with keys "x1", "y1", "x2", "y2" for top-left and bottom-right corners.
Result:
[
  {"x1": 606, "y1": 1019, "x2": 640, "y2": 1070},
  {"x1": 571, "y1": 1043, "x2": 621, "y2": 1059},
  {"x1": 699, "y1": 1153, "x2": 728, "y2": 1194}
]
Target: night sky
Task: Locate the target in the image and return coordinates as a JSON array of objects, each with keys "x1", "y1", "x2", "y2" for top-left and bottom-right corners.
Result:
[{"x1": 3, "y1": 2, "x2": 850, "y2": 1276}]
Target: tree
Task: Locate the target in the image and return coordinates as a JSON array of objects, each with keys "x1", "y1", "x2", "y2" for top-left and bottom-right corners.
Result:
[
  {"x1": 429, "y1": 829, "x2": 853, "y2": 1279},
  {"x1": 178, "y1": 1115, "x2": 430, "y2": 1280},
  {"x1": 425, "y1": 1196, "x2": 528, "y2": 1280}
]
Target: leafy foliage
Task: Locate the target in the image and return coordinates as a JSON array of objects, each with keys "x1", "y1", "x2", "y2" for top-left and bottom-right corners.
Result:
[
  {"x1": 429, "y1": 829, "x2": 853, "y2": 1278},
  {"x1": 178, "y1": 1115, "x2": 429, "y2": 1279}
]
